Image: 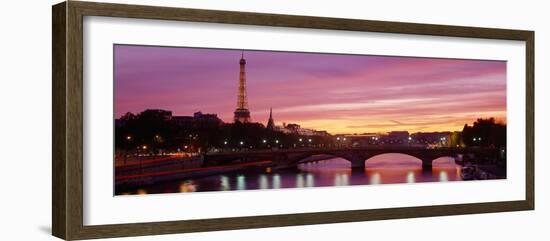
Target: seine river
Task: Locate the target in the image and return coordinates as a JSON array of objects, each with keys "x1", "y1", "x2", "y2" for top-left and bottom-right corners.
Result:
[{"x1": 121, "y1": 153, "x2": 463, "y2": 195}]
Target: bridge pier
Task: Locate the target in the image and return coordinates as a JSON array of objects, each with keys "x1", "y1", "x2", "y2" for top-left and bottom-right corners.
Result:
[
  {"x1": 350, "y1": 158, "x2": 366, "y2": 170},
  {"x1": 421, "y1": 158, "x2": 432, "y2": 171},
  {"x1": 454, "y1": 155, "x2": 464, "y2": 166},
  {"x1": 422, "y1": 163, "x2": 432, "y2": 171}
]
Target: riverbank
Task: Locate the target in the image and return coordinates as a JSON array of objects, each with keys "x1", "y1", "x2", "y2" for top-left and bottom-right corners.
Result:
[
  {"x1": 116, "y1": 155, "x2": 203, "y2": 176},
  {"x1": 116, "y1": 160, "x2": 272, "y2": 188},
  {"x1": 476, "y1": 164, "x2": 506, "y2": 179},
  {"x1": 115, "y1": 154, "x2": 338, "y2": 192}
]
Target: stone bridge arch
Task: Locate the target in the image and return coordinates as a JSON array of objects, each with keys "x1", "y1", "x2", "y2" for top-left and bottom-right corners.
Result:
[
  {"x1": 363, "y1": 153, "x2": 424, "y2": 168},
  {"x1": 203, "y1": 147, "x2": 502, "y2": 170},
  {"x1": 283, "y1": 150, "x2": 462, "y2": 170},
  {"x1": 374, "y1": 150, "x2": 460, "y2": 169},
  {"x1": 284, "y1": 151, "x2": 367, "y2": 168}
]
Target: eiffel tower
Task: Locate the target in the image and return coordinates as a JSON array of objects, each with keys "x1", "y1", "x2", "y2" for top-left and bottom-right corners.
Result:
[{"x1": 234, "y1": 52, "x2": 251, "y2": 123}]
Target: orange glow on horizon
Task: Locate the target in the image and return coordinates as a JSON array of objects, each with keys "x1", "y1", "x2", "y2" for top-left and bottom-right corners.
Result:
[
  {"x1": 115, "y1": 46, "x2": 507, "y2": 135},
  {"x1": 282, "y1": 113, "x2": 506, "y2": 135}
]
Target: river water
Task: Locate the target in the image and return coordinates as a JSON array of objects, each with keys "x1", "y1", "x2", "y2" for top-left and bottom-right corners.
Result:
[{"x1": 119, "y1": 153, "x2": 463, "y2": 195}]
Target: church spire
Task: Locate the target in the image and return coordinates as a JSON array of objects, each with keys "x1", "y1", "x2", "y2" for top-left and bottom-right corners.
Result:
[{"x1": 266, "y1": 107, "x2": 275, "y2": 130}]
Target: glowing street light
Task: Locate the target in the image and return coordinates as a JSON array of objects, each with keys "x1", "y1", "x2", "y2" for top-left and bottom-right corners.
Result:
[
  {"x1": 126, "y1": 136, "x2": 132, "y2": 140},
  {"x1": 240, "y1": 141, "x2": 244, "y2": 145},
  {"x1": 308, "y1": 139, "x2": 312, "y2": 143},
  {"x1": 299, "y1": 138, "x2": 303, "y2": 142},
  {"x1": 223, "y1": 141, "x2": 228, "y2": 145},
  {"x1": 262, "y1": 139, "x2": 267, "y2": 143},
  {"x1": 275, "y1": 140, "x2": 279, "y2": 144}
]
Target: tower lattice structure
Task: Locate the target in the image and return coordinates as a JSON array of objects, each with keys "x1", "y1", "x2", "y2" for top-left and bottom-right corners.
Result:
[{"x1": 234, "y1": 52, "x2": 251, "y2": 123}]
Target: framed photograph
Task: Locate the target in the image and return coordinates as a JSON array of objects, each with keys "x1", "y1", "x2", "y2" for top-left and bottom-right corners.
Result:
[{"x1": 52, "y1": 1, "x2": 534, "y2": 240}]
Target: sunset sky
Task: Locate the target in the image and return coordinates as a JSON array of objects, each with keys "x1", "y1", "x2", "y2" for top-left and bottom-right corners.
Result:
[{"x1": 114, "y1": 45, "x2": 506, "y2": 134}]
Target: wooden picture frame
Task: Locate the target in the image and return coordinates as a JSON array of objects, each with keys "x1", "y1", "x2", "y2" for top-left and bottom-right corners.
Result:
[{"x1": 52, "y1": 1, "x2": 534, "y2": 240}]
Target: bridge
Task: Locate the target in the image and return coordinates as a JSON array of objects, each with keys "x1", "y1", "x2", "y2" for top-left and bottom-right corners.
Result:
[{"x1": 202, "y1": 146, "x2": 504, "y2": 170}]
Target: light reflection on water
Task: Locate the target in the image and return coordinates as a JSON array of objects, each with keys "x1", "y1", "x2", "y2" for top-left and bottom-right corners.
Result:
[
  {"x1": 120, "y1": 154, "x2": 463, "y2": 194},
  {"x1": 369, "y1": 172, "x2": 381, "y2": 185},
  {"x1": 220, "y1": 176, "x2": 230, "y2": 191},
  {"x1": 334, "y1": 173, "x2": 349, "y2": 186},
  {"x1": 439, "y1": 171, "x2": 449, "y2": 182},
  {"x1": 179, "y1": 181, "x2": 196, "y2": 192},
  {"x1": 236, "y1": 175, "x2": 246, "y2": 190},
  {"x1": 272, "y1": 174, "x2": 281, "y2": 189},
  {"x1": 259, "y1": 175, "x2": 268, "y2": 189},
  {"x1": 406, "y1": 171, "x2": 415, "y2": 183}
]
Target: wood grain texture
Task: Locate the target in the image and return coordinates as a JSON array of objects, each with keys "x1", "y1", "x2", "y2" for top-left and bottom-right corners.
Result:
[
  {"x1": 74, "y1": 201, "x2": 531, "y2": 240},
  {"x1": 525, "y1": 32, "x2": 535, "y2": 210},
  {"x1": 66, "y1": 2, "x2": 85, "y2": 240},
  {"x1": 51, "y1": 1, "x2": 535, "y2": 240},
  {"x1": 52, "y1": 2, "x2": 67, "y2": 239}
]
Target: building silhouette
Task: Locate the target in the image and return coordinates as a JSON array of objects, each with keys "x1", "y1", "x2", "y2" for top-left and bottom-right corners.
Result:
[
  {"x1": 233, "y1": 52, "x2": 251, "y2": 123},
  {"x1": 266, "y1": 107, "x2": 275, "y2": 130}
]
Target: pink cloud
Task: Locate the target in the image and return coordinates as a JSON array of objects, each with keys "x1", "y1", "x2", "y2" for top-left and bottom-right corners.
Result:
[{"x1": 115, "y1": 45, "x2": 506, "y2": 134}]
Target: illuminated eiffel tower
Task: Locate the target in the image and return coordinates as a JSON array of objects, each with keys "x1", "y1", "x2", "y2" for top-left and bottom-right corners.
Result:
[{"x1": 234, "y1": 52, "x2": 251, "y2": 123}]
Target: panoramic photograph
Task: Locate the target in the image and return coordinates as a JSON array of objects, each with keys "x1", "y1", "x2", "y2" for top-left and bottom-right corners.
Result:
[{"x1": 113, "y1": 45, "x2": 507, "y2": 195}]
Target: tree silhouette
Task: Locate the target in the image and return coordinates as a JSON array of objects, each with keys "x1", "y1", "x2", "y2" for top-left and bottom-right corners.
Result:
[{"x1": 462, "y1": 118, "x2": 506, "y2": 148}]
